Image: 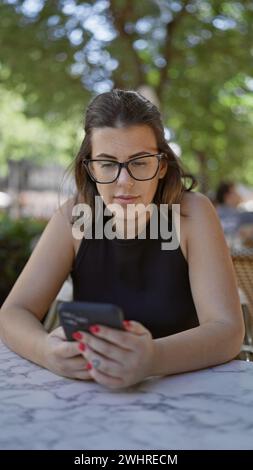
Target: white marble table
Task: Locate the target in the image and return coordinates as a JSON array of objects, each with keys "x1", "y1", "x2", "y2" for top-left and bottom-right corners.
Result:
[{"x1": 0, "y1": 341, "x2": 253, "y2": 450}]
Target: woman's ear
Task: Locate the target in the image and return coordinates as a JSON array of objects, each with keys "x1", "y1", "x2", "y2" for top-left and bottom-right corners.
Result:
[{"x1": 158, "y1": 159, "x2": 168, "y2": 179}]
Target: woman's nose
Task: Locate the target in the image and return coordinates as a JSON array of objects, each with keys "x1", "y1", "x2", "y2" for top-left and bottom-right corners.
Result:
[{"x1": 116, "y1": 167, "x2": 134, "y2": 185}]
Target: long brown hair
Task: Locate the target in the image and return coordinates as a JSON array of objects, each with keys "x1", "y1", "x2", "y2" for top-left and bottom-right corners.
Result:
[{"x1": 70, "y1": 89, "x2": 196, "y2": 215}]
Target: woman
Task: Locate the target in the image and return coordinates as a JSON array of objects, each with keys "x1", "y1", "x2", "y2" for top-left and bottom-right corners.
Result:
[{"x1": 0, "y1": 89, "x2": 244, "y2": 390}]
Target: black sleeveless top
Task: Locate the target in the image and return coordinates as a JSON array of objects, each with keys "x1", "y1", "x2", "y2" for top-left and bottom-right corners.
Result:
[{"x1": 70, "y1": 205, "x2": 199, "y2": 339}]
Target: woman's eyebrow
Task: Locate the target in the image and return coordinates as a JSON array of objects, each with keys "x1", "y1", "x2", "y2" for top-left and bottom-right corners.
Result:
[{"x1": 93, "y1": 151, "x2": 156, "y2": 160}]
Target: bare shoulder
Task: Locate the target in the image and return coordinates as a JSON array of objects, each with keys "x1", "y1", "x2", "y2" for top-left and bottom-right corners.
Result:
[
  {"x1": 57, "y1": 195, "x2": 84, "y2": 256},
  {"x1": 179, "y1": 191, "x2": 223, "y2": 262},
  {"x1": 57, "y1": 195, "x2": 79, "y2": 221},
  {"x1": 180, "y1": 191, "x2": 221, "y2": 232},
  {"x1": 180, "y1": 191, "x2": 216, "y2": 218},
  {"x1": 180, "y1": 189, "x2": 230, "y2": 262}
]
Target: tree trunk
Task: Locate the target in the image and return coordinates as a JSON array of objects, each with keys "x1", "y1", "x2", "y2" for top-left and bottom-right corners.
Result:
[{"x1": 195, "y1": 151, "x2": 209, "y2": 194}]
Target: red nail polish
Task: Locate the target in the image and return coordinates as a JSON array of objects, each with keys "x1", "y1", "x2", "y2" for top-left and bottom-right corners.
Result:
[
  {"x1": 89, "y1": 325, "x2": 100, "y2": 334},
  {"x1": 72, "y1": 331, "x2": 82, "y2": 340},
  {"x1": 123, "y1": 320, "x2": 131, "y2": 329},
  {"x1": 87, "y1": 362, "x2": 93, "y2": 370},
  {"x1": 78, "y1": 343, "x2": 86, "y2": 352}
]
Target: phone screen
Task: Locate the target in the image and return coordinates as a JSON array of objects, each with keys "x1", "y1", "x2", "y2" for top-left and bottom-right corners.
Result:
[{"x1": 57, "y1": 301, "x2": 125, "y2": 341}]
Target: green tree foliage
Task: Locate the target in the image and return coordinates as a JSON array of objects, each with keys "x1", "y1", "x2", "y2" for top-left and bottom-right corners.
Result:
[
  {"x1": 0, "y1": 212, "x2": 46, "y2": 305},
  {"x1": 0, "y1": 84, "x2": 82, "y2": 173},
  {"x1": 0, "y1": 0, "x2": 252, "y2": 190}
]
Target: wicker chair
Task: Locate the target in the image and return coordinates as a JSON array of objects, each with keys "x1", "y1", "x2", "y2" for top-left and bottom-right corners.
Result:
[{"x1": 231, "y1": 249, "x2": 253, "y2": 361}]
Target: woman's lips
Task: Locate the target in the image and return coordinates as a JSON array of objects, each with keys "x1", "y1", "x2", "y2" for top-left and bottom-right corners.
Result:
[{"x1": 113, "y1": 196, "x2": 139, "y2": 204}]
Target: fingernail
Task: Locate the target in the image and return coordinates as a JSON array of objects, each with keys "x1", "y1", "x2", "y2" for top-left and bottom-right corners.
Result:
[
  {"x1": 78, "y1": 343, "x2": 86, "y2": 352},
  {"x1": 123, "y1": 320, "x2": 131, "y2": 329},
  {"x1": 72, "y1": 331, "x2": 82, "y2": 340},
  {"x1": 87, "y1": 362, "x2": 93, "y2": 370},
  {"x1": 89, "y1": 325, "x2": 100, "y2": 334}
]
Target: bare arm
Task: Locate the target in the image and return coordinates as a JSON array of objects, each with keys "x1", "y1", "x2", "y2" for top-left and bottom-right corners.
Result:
[
  {"x1": 0, "y1": 200, "x2": 91, "y2": 379},
  {"x1": 150, "y1": 192, "x2": 245, "y2": 376}
]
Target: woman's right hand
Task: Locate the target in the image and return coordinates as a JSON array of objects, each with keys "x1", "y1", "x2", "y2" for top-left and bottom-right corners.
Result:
[{"x1": 43, "y1": 326, "x2": 93, "y2": 381}]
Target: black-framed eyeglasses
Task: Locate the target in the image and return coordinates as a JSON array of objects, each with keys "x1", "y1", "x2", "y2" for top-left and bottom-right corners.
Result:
[{"x1": 82, "y1": 153, "x2": 167, "y2": 184}]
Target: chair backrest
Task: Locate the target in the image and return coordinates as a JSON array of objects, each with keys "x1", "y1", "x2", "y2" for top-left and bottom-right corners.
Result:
[
  {"x1": 231, "y1": 253, "x2": 253, "y2": 359},
  {"x1": 231, "y1": 254, "x2": 253, "y2": 320}
]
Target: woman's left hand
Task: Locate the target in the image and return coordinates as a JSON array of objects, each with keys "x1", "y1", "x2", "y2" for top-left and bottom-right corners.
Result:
[{"x1": 74, "y1": 321, "x2": 155, "y2": 389}]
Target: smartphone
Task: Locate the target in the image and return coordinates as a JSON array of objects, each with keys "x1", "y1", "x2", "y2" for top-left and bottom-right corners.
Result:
[{"x1": 57, "y1": 300, "x2": 125, "y2": 341}]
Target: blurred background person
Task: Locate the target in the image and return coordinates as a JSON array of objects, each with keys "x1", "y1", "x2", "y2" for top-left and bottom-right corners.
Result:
[
  {"x1": 215, "y1": 181, "x2": 253, "y2": 246},
  {"x1": 215, "y1": 181, "x2": 243, "y2": 237}
]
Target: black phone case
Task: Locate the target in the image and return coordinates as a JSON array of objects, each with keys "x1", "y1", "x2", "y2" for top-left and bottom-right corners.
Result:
[{"x1": 57, "y1": 301, "x2": 125, "y2": 341}]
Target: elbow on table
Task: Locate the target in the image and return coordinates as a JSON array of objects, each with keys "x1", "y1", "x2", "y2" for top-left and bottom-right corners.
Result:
[{"x1": 221, "y1": 319, "x2": 245, "y2": 362}]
